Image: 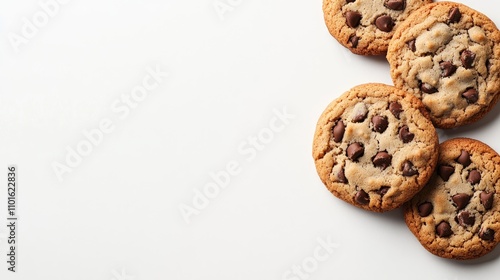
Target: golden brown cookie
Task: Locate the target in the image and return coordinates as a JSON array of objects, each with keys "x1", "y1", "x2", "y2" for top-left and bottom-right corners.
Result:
[
  {"x1": 323, "y1": 0, "x2": 433, "y2": 55},
  {"x1": 404, "y1": 138, "x2": 500, "y2": 260},
  {"x1": 312, "y1": 83, "x2": 438, "y2": 212},
  {"x1": 387, "y1": 2, "x2": 500, "y2": 128}
]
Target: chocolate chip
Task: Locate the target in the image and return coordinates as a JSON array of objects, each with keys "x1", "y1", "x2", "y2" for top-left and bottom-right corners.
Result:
[
  {"x1": 461, "y1": 50, "x2": 476, "y2": 69},
  {"x1": 348, "y1": 34, "x2": 359, "y2": 48},
  {"x1": 418, "y1": 202, "x2": 433, "y2": 217},
  {"x1": 375, "y1": 15, "x2": 394, "y2": 32},
  {"x1": 377, "y1": 187, "x2": 390, "y2": 197},
  {"x1": 467, "y1": 169, "x2": 481, "y2": 185},
  {"x1": 479, "y1": 228, "x2": 495, "y2": 241},
  {"x1": 407, "y1": 40, "x2": 416, "y2": 52},
  {"x1": 436, "y1": 221, "x2": 453, "y2": 237},
  {"x1": 440, "y1": 61, "x2": 457, "y2": 77},
  {"x1": 332, "y1": 120, "x2": 345, "y2": 143},
  {"x1": 355, "y1": 189, "x2": 370, "y2": 205},
  {"x1": 389, "y1": 102, "x2": 403, "y2": 119},
  {"x1": 346, "y1": 11, "x2": 362, "y2": 28},
  {"x1": 347, "y1": 143, "x2": 364, "y2": 161},
  {"x1": 336, "y1": 168, "x2": 348, "y2": 184},
  {"x1": 372, "y1": 116, "x2": 388, "y2": 133},
  {"x1": 351, "y1": 103, "x2": 368, "y2": 122},
  {"x1": 462, "y1": 88, "x2": 478, "y2": 104},
  {"x1": 452, "y1": 193, "x2": 471, "y2": 210},
  {"x1": 372, "y1": 151, "x2": 392, "y2": 170},
  {"x1": 448, "y1": 7, "x2": 461, "y2": 23},
  {"x1": 399, "y1": 125, "x2": 414, "y2": 143},
  {"x1": 456, "y1": 150, "x2": 471, "y2": 167},
  {"x1": 480, "y1": 191, "x2": 494, "y2": 210},
  {"x1": 438, "y1": 165, "x2": 454, "y2": 181},
  {"x1": 402, "y1": 161, "x2": 418, "y2": 176},
  {"x1": 457, "y1": 211, "x2": 475, "y2": 227},
  {"x1": 384, "y1": 0, "x2": 405, "y2": 11},
  {"x1": 346, "y1": 0, "x2": 356, "y2": 3},
  {"x1": 420, "y1": 82, "x2": 437, "y2": 94}
]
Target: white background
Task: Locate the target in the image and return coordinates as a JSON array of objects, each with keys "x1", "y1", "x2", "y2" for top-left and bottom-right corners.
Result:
[{"x1": 0, "y1": 0, "x2": 499, "y2": 279}]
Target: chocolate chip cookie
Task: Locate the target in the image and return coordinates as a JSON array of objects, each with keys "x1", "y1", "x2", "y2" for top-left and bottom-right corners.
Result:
[
  {"x1": 323, "y1": 0, "x2": 433, "y2": 55},
  {"x1": 312, "y1": 83, "x2": 438, "y2": 212},
  {"x1": 404, "y1": 138, "x2": 500, "y2": 259},
  {"x1": 387, "y1": 2, "x2": 500, "y2": 128}
]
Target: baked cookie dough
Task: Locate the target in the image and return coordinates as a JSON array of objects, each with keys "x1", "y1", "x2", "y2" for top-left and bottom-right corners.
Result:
[
  {"x1": 387, "y1": 2, "x2": 500, "y2": 128},
  {"x1": 323, "y1": 0, "x2": 433, "y2": 55},
  {"x1": 404, "y1": 138, "x2": 500, "y2": 259},
  {"x1": 312, "y1": 83, "x2": 438, "y2": 212}
]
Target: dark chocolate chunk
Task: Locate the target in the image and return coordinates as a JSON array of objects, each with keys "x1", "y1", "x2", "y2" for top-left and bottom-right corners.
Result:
[
  {"x1": 448, "y1": 7, "x2": 461, "y2": 23},
  {"x1": 372, "y1": 115, "x2": 388, "y2": 133},
  {"x1": 402, "y1": 161, "x2": 418, "y2": 176},
  {"x1": 438, "y1": 165, "x2": 454, "y2": 181},
  {"x1": 480, "y1": 191, "x2": 494, "y2": 210},
  {"x1": 375, "y1": 15, "x2": 394, "y2": 32},
  {"x1": 407, "y1": 39, "x2": 416, "y2": 52},
  {"x1": 418, "y1": 202, "x2": 433, "y2": 217},
  {"x1": 467, "y1": 169, "x2": 481, "y2": 185},
  {"x1": 440, "y1": 61, "x2": 457, "y2": 77},
  {"x1": 462, "y1": 88, "x2": 478, "y2": 104},
  {"x1": 384, "y1": 0, "x2": 405, "y2": 11},
  {"x1": 457, "y1": 211, "x2": 475, "y2": 227},
  {"x1": 348, "y1": 34, "x2": 359, "y2": 48},
  {"x1": 347, "y1": 143, "x2": 364, "y2": 161},
  {"x1": 389, "y1": 102, "x2": 403, "y2": 119},
  {"x1": 452, "y1": 193, "x2": 471, "y2": 210},
  {"x1": 461, "y1": 50, "x2": 476, "y2": 69},
  {"x1": 479, "y1": 228, "x2": 495, "y2": 241},
  {"x1": 337, "y1": 168, "x2": 348, "y2": 184},
  {"x1": 372, "y1": 151, "x2": 392, "y2": 170},
  {"x1": 355, "y1": 189, "x2": 370, "y2": 205},
  {"x1": 346, "y1": 11, "x2": 362, "y2": 28},
  {"x1": 420, "y1": 82, "x2": 438, "y2": 94},
  {"x1": 436, "y1": 221, "x2": 453, "y2": 237},
  {"x1": 399, "y1": 125, "x2": 414, "y2": 143},
  {"x1": 377, "y1": 187, "x2": 390, "y2": 197},
  {"x1": 456, "y1": 150, "x2": 471, "y2": 167},
  {"x1": 346, "y1": 0, "x2": 356, "y2": 3},
  {"x1": 332, "y1": 120, "x2": 345, "y2": 143}
]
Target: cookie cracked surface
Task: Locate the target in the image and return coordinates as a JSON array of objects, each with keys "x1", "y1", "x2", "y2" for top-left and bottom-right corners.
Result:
[
  {"x1": 313, "y1": 83, "x2": 438, "y2": 212},
  {"x1": 323, "y1": 0, "x2": 433, "y2": 55},
  {"x1": 404, "y1": 138, "x2": 500, "y2": 260},
  {"x1": 387, "y1": 2, "x2": 500, "y2": 128}
]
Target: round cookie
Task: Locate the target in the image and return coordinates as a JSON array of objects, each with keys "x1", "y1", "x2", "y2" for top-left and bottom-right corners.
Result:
[
  {"x1": 323, "y1": 0, "x2": 433, "y2": 55},
  {"x1": 387, "y1": 2, "x2": 500, "y2": 128},
  {"x1": 404, "y1": 138, "x2": 500, "y2": 260},
  {"x1": 312, "y1": 83, "x2": 438, "y2": 212}
]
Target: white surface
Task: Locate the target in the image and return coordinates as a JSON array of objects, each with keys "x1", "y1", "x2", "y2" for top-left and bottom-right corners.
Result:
[{"x1": 0, "y1": 0, "x2": 499, "y2": 279}]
